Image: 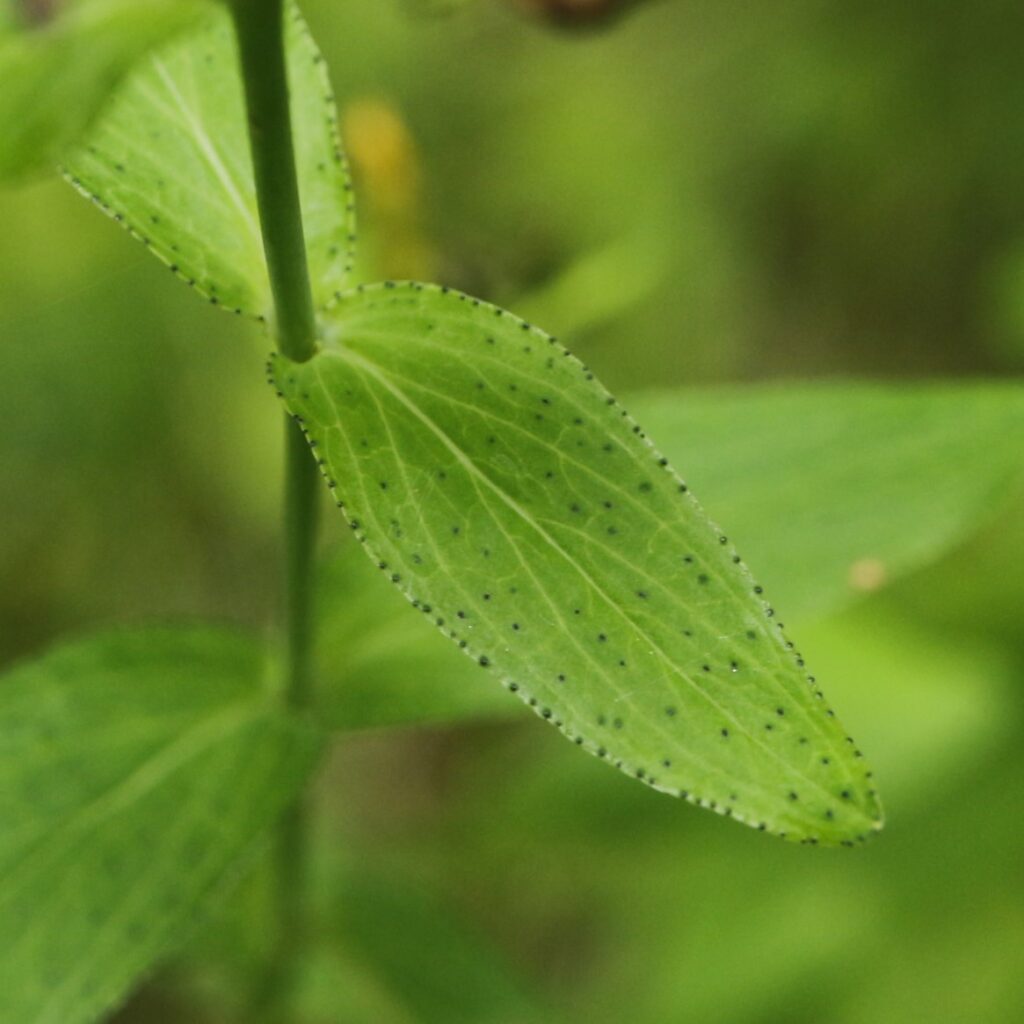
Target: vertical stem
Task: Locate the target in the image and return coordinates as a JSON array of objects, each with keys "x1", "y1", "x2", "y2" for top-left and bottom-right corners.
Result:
[
  {"x1": 232, "y1": 0, "x2": 317, "y2": 363},
  {"x1": 231, "y1": 0, "x2": 318, "y2": 1012}
]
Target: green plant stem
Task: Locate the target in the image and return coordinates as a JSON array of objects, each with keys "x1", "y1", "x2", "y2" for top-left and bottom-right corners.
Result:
[
  {"x1": 231, "y1": 0, "x2": 319, "y2": 1012},
  {"x1": 232, "y1": 0, "x2": 317, "y2": 363}
]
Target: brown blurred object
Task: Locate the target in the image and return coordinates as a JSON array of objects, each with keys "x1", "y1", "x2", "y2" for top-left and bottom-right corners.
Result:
[
  {"x1": 16, "y1": 0, "x2": 64, "y2": 26},
  {"x1": 343, "y1": 97, "x2": 437, "y2": 281},
  {"x1": 848, "y1": 557, "x2": 888, "y2": 594},
  {"x1": 511, "y1": 0, "x2": 651, "y2": 30}
]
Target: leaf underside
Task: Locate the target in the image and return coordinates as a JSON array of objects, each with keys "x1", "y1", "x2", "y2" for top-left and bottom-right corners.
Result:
[
  {"x1": 271, "y1": 282, "x2": 883, "y2": 846},
  {"x1": 62, "y1": 1, "x2": 355, "y2": 320},
  {"x1": 0, "y1": 628, "x2": 321, "y2": 1024}
]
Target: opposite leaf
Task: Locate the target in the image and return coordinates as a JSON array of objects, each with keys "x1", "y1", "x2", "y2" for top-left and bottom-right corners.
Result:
[
  {"x1": 0, "y1": 627, "x2": 321, "y2": 1024},
  {"x1": 63, "y1": 1, "x2": 354, "y2": 320},
  {"x1": 271, "y1": 282, "x2": 882, "y2": 845},
  {"x1": 0, "y1": 0, "x2": 208, "y2": 181}
]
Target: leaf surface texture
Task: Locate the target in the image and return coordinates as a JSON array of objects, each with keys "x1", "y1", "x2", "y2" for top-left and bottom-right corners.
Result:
[{"x1": 274, "y1": 282, "x2": 882, "y2": 845}]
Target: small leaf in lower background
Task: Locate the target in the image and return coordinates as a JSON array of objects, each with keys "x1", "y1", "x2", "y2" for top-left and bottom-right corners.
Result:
[
  {"x1": 0, "y1": 626, "x2": 322, "y2": 1024},
  {"x1": 62, "y1": 1, "x2": 355, "y2": 320},
  {"x1": 273, "y1": 282, "x2": 881, "y2": 845}
]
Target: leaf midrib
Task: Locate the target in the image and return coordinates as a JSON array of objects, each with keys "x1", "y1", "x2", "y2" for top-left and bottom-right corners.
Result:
[{"x1": 146, "y1": 56, "x2": 262, "y2": 252}]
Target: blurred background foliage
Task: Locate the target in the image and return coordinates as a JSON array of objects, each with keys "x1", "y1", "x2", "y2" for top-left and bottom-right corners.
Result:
[{"x1": 2, "y1": 0, "x2": 1024, "y2": 1021}]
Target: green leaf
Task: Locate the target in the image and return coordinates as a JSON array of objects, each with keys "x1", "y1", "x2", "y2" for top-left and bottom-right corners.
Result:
[
  {"x1": 63, "y1": 1, "x2": 354, "y2": 320},
  {"x1": 0, "y1": 626, "x2": 322, "y2": 1024},
  {"x1": 274, "y1": 282, "x2": 881, "y2": 846},
  {"x1": 629, "y1": 380, "x2": 1024, "y2": 621},
  {"x1": 0, "y1": 0, "x2": 208, "y2": 181}
]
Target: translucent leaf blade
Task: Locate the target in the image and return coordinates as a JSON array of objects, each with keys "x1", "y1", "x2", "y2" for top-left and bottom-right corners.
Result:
[
  {"x1": 63, "y1": 2, "x2": 354, "y2": 320},
  {"x1": 0, "y1": 627, "x2": 322, "y2": 1024},
  {"x1": 272, "y1": 282, "x2": 882, "y2": 845}
]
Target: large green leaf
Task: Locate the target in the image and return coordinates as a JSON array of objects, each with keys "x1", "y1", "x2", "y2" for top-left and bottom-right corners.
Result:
[
  {"x1": 0, "y1": 0, "x2": 208, "y2": 181},
  {"x1": 63, "y1": 1, "x2": 354, "y2": 320},
  {"x1": 0, "y1": 627, "x2": 322, "y2": 1024},
  {"x1": 318, "y1": 379, "x2": 1024, "y2": 733},
  {"x1": 274, "y1": 282, "x2": 881, "y2": 846}
]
